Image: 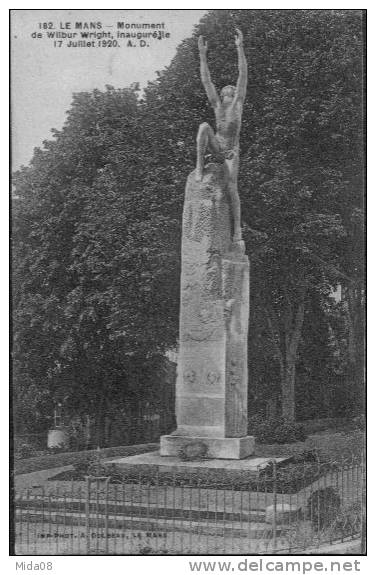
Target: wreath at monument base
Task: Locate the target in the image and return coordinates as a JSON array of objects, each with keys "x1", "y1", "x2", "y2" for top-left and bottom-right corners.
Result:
[{"x1": 178, "y1": 441, "x2": 208, "y2": 461}]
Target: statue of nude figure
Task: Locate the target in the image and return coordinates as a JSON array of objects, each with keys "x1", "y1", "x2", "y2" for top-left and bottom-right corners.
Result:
[{"x1": 196, "y1": 29, "x2": 247, "y2": 245}]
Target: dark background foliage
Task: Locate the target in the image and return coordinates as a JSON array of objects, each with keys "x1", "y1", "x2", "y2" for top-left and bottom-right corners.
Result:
[{"x1": 12, "y1": 10, "x2": 364, "y2": 445}]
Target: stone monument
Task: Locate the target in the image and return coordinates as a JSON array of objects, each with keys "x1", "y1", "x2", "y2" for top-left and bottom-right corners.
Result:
[{"x1": 160, "y1": 30, "x2": 255, "y2": 459}]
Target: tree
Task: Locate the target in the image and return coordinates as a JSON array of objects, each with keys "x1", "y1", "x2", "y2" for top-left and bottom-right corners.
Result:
[
  {"x1": 295, "y1": 289, "x2": 335, "y2": 420},
  {"x1": 12, "y1": 85, "x2": 179, "y2": 439},
  {"x1": 13, "y1": 10, "x2": 364, "y2": 433},
  {"x1": 141, "y1": 9, "x2": 364, "y2": 420}
]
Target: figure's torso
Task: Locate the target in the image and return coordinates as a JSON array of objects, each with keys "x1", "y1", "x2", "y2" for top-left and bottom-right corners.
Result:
[{"x1": 215, "y1": 101, "x2": 242, "y2": 151}]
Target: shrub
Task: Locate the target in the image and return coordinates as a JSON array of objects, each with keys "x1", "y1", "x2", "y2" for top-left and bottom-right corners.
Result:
[
  {"x1": 350, "y1": 415, "x2": 365, "y2": 431},
  {"x1": 290, "y1": 449, "x2": 319, "y2": 463},
  {"x1": 67, "y1": 420, "x2": 89, "y2": 451},
  {"x1": 307, "y1": 487, "x2": 341, "y2": 530},
  {"x1": 331, "y1": 501, "x2": 362, "y2": 538},
  {"x1": 15, "y1": 442, "x2": 38, "y2": 459},
  {"x1": 247, "y1": 413, "x2": 265, "y2": 431},
  {"x1": 47, "y1": 443, "x2": 68, "y2": 455},
  {"x1": 258, "y1": 451, "x2": 324, "y2": 493},
  {"x1": 104, "y1": 463, "x2": 124, "y2": 483},
  {"x1": 72, "y1": 452, "x2": 109, "y2": 478},
  {"x1": 72, "y1": 459, "x2": 90, "y2": 477},
  {"x1": 249, "y1": 416, "x2": 307, "y2": 444}
]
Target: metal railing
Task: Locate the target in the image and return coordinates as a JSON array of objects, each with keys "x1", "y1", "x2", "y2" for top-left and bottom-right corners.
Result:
[{"x1": 13, "y1": 455, "x2": 364, "y2": 555}]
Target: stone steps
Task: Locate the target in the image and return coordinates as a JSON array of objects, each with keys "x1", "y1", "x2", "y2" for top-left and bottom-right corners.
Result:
[
  {"x1": 15, "y1": 506, "x2": 281, "y2": 538},
  {"x1": 15, "y1": 496, "x2": 267, "y2": 524}
]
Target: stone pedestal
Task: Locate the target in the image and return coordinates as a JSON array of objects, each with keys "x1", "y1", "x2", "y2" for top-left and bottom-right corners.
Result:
[
  {"x1": 160, "y1": 435, "x2": 255, "y2": 459},
  {"x1": 160, "y1": 163, "x2": 254, "y2": 459}
]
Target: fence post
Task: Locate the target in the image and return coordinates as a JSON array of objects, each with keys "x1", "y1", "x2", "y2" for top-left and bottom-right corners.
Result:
[
  {"x1": 272, "y1": 459, "x2": 277, "y2": 551},
  {"x1": 85, "y1": 477, "x2": 91, "y2": 555},
  {"x1": 104, "y1": 478, "x2": 109, "y2": 554},
  {"x1": 361, "y1": 451, "x2": 366, "y2": 554}
]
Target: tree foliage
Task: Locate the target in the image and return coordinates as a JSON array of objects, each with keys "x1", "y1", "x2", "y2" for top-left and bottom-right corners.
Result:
[
  {"x1": 13, "y1": 10, "x2": 364, "y2": 432},
  {"x1": 13, "y1": 85, "x2": 179, "y2": 433},
  {"x1": 141, "y1": 9, "x2": 364, "y2": 420}
]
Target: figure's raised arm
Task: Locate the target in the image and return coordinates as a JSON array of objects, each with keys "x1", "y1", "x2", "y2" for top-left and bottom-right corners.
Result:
[
  {"x1": 234, "y1": 29, "x2": 247, "y2": 103},
  {"x1": 198, "y1": 36, "x2": 220, "y2": 108}
]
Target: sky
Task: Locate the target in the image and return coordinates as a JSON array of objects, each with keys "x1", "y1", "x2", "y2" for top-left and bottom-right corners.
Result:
[{"x1": 11, "y1": 9, "x2": 207, "y2": 169}]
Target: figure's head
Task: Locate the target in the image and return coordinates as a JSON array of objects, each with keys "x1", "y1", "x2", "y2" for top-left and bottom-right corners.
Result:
[{"x1": 220, "y1": 85, "x2": 236, "y2": 105}]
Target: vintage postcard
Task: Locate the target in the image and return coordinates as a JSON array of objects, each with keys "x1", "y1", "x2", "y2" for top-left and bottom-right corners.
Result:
[{"x1": 11, "y1": 9, "x2": 365, "y2": 559}]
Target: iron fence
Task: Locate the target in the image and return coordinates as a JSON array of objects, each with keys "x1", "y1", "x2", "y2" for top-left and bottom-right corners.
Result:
[{"x1": 13, "y1": 455, "x2": 364, "y2": 555}]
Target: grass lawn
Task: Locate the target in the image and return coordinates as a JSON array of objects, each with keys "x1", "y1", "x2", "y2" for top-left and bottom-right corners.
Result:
[
  {"x1": 13, "y1": 443, "x2": 158, "y2": 476},
  {"x1": 255, "y1": 429, "x2": 364, "y2": 462},
  {"x1": 13, "y1": 427, "x2": 364, "y2": 480}
]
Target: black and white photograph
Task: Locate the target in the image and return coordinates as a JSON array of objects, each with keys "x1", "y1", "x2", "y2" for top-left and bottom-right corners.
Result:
[{"x1": 10, "y1": 8, "x2": 366, "y2": 559}]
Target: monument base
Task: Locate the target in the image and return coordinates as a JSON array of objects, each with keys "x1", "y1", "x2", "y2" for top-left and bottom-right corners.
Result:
[
  {"x1": 160, "y1": 434, "x2": 255, "y2": 460},
  {"x1": 105, "y1": 450, "x2": 286, "y2": 477}
]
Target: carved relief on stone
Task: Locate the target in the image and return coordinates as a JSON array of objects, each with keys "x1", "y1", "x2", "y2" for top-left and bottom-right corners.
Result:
[
  {"x1": 187, "y1": 304, "x2": 221, "y2": 341},
  {"x1": 223, "y1": 259, "x2": 249, "y2": 336},
  {"x1": 183, "y1": 203, "x2": 194, "y2": 238},
  {"x1": 181, "y1": 281, "x2": 200, "y2": 306},
  {"x1": 207, "y1": 371, "x2": 221, "y2": 385},
  {"x1": 228, "y1": 358, "x2": 243, "y2": 388},
  {"x1": 204, "y1": 253, "x2": 222, "y2": 298},
  {"x1": 183, "y1": 369, "x2": 196, "y2": 384},
  {"x1": 183, "y1": 201, "x2": 214, "y2": 243},
  {"x1": 181, "y1": 285, "x2": 223, "y2": 342},
  {"x1": 183, "y1": 261, "x2": 199, "y2": 279}
]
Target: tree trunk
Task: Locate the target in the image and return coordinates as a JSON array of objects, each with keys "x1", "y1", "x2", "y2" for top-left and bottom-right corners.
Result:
[
  {"x1": 281, "y1": 355, "x2": 296, "y2": 422},
  {"x1": 344, "y1": 283, "x2": 365, "y2": 414},
  {"x1": 95, "y1": 396, "x2": 106, "y2": 448},
  {"x1": 265, "y1": 285, "x2": 306, "y2": 423},
  {"x1": 84, "y1": 415, "x2": 91, "y2": 450}
]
